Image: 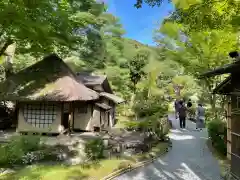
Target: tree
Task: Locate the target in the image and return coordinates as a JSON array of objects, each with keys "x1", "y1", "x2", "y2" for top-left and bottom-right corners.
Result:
[
  {"x1": 167, "y1": 0, "x2": 240, "y2": 32},
  {"x1": 129, "y1": 48, "x2": 150, "y2": 93},
  {"x1": 155, "y1": 17, "x2": 237, "y2": 115},
  {"x1": 0, "y1": 0, "x2": 105, "y2": 57},
  {"x1": 135, "y1": 0, "x2": 240, "y2": 34},
  {"x1": 134, "y1": 0, "x2": 165, "y2": 8}
]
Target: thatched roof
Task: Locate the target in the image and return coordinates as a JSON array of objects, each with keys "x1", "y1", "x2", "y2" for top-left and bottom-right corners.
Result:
[
  {"x1": 77, "y1": 73, "x2": 124, "y2": 104},
  {"x1": 199, "y1": 61, "x2": 240, "y2": 78},
  {"x1": 95, "y1": 102, "x2": 112, "y2": 110},
  {"x1": 100, "y1": 92, "x2": 125, "y2": 104},
  {"x1": 0, "y1": 54, "x2": 99, "y2": 101},
  {"x1": 77, "y1": 72, "x2": 106, "y2": 85},
  {"x1": 212, "y1": 76, "x2": 232, "y2": 95},
  {"x1": 76, "y1": 72, "x2": 113, "y2": 93}
]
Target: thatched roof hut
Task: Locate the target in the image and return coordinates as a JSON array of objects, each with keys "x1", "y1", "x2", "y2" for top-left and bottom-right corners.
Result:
[{"x1": 0, "y1": 54, "x2": 99, "y2": 101}]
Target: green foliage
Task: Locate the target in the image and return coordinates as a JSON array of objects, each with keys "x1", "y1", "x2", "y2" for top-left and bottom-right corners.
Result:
[
  {"x1": 0, "y1": 135, "x2": 41, "y2": 166},
  {"x1": 134, "y1": 0, "x2": 165, "y2": 8},
  {"x1": 0, "y1": 0, "x2": 106, "y2": 57},
  {"x1": 154, "y1": 0, "x2": 238, "y2": 114},
  {"x1": 207, "y1": 120, "x2": 227, "y2": 156},
  {"x1": 85, "y1": 138, "x2": 104, "y2": 160},
  {"x1": 0, "y1": 135, "x2": 66, "y2": 167},
  {"x1": 129, "y1": 48, "x2": 150, "y2": 92},
  {"x1": 125, "y1": 115, "x2": 169, "y2": 140},
  {"x1": 133, "y1": 96, "x2": 168, "y2": 118}
]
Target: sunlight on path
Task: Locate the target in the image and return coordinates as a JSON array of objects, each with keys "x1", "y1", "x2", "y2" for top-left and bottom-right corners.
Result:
[{"x1": 114, "y1": 115, "x2": 222, "y2": 180}]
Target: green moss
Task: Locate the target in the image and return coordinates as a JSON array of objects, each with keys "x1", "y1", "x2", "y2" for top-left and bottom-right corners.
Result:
[
  {"x1": 35, "y1": 83, "x2": 56, "y2": 97},
  {"x1": 0, "y1": 55, "x2": 69, "y2": 100}
]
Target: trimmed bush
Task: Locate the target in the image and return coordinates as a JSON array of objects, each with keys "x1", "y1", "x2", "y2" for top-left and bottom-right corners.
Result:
[
  {"x1": 207, "y1": 120, "x2": 227, "y2": 156},
  {"x1": 0, "y1": 135, "x2": 63, "y2": 167},
  {"x1": 85, "y1": 138, "x2": 104, "y2": 160}
]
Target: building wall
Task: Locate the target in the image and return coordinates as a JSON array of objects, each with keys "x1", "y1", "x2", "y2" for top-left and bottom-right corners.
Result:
[
  {"x1": 230, "y1": 90, "x2": 240, "y2": 179},
  {"x1": 73, "y1": 102, "x2": 102, "y2": 131},
  {"x1": 17, "y1": 102, "x2": 62, "y2": 133},
  {"x1": 73, "y1": 102, "x2": 92, "y2": 131},
  {"x1": 72, "y1": 98, "x2": 116, "y2": 131},
  {"x1": 17, "y1": 100, "x2": 116, "y2": 133},
  {"x1": 101, "y1": 97, "x2": 115, "y2": 128},
  {"x1": 92, "y1": 106, "x2": 101, "y2": 128}
]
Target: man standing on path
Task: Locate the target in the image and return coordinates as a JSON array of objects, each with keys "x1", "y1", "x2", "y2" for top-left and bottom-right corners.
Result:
[{"x1": 178, "y1": 100, "x2": 187, "y2": 128}]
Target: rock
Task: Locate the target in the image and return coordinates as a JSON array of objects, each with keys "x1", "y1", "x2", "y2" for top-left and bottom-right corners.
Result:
[
  {"x1": 123, "y1": 149, "x2": 135, "y2": 157},
  {"x1": 0, "y1": 168, "x2": 15, "y2": 175},
  {"x1": 103, "y1": 139, "x2": 109, "y2": 148}
]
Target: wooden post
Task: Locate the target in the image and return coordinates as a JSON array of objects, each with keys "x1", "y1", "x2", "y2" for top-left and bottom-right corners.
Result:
[
  {"x1": 69, "y1": 102, "x2": 74, "y2": 133},
  {"x1": 226, "y1": 96, "x2": 231, "y2": 160}
]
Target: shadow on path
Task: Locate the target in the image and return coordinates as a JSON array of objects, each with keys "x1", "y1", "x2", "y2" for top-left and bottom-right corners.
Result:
[{"x1": 114, "y1": 117, "x2": 222, "y2": 180}]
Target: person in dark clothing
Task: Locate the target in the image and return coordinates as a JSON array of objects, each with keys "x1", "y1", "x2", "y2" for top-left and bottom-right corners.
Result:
[
  {"x1": 174, "y1": 99, "x2": 179, "y2": 119},
  {"x1": 178, "y1": 100, "x2": 187, "y2": 128}
]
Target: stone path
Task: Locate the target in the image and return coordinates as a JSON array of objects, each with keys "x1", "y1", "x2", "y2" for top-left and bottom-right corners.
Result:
[{"x1": 114, "y1": 116, "x2": 222, "y2": 180}]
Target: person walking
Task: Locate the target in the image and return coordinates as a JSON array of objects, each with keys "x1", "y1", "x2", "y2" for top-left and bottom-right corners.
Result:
[
  {"x1": 174, "y1": 99, "x2": 180, "y2": 119},
  {"x1": 196, "y1": 103, "x2": 205, "y2": 131},
  {"x1": 178, "y1": 100, "x2": 187, "y2": 129},
  {"x1": 187, "y1": 99, "x2": 193, "y2": 121}
]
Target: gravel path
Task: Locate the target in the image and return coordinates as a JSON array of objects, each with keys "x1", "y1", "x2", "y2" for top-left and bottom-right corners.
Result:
[{"x1": 114, "y1": 116, "x2": 222, "y2": 180}]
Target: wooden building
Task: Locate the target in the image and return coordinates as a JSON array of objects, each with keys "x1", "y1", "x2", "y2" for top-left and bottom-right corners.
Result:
[
  {"x1": 200, "y1": 54, "x2": 240, "y2": 179},
  {"x1": 0, "y1": 54, "x2": 124, "y2": 134}
]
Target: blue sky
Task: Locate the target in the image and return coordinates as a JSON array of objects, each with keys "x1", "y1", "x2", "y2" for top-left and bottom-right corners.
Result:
[{"x1": 105, "y1": 0, "x2": 174, "y2": 45}]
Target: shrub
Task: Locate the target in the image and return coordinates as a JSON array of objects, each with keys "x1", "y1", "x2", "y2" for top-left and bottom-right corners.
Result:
[
  {"x1": 21, "y1": 147, "x2": 66, "y2": 164},
  {"x1": 0, "y1": 135, "x2": 42, "y2": 166},
  {"x1": 125, "y1": 121, "x2": 140, "y2": 131},
  {"x1": 85, "y1": 138, "x2": 104, "y2": 160},
  {"x1": 207, "y1": 120, "x2": 227, "y2": 156},
  {"x1": 125, "y1": 115, "x2": 169, "y2": 141},
  {"x1": 133, "y1": 95, "x2": 168, "y2": 119},
  {"x1": 133, "y1": 101, "x2": 168, "y2": 118},
  {"x1": 10, "y1": 135, "x2": 41, "y2": 152}
]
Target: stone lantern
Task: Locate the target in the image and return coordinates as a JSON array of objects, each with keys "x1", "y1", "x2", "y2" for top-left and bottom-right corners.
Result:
[{"x1": 102, "y1": 134, "x2": 110, "y2": 148}]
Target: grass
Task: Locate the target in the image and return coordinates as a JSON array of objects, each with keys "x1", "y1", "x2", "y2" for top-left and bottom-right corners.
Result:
[
  {"x1": 206, "y1": 139, "x2": 230, "y2": 178},
  {"x1": 0, "y1": 142, "x2": 169, "y2": 180}
]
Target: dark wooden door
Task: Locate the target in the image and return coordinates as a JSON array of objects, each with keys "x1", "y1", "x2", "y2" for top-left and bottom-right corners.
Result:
[{"x1": 62, "y1": 113, "x2": 69, "y2": 129}]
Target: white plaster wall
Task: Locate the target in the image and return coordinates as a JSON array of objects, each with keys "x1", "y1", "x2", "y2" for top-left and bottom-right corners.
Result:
[
  {"x1": 73, "y1": 104, "x2": 94, "y2": 131},
  {"x1": 17, "y1": 102, "x2": 62, "y2": 133}
]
